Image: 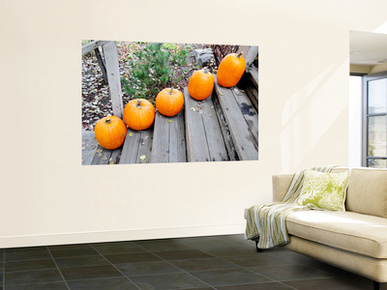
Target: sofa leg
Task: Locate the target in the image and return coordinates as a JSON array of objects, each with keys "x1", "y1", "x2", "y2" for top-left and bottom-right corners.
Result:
[{"x1": 373, "y1": 281, "x2": 380, "y2": 290}]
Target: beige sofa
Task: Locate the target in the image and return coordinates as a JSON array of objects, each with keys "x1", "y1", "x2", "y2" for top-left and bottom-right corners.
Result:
[{"x1": 268, "y1": 167, "x2": 387, "y2": 290}]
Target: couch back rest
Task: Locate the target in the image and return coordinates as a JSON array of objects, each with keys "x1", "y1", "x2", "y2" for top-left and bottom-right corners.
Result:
[{"x1": 346, "y1": 168, "x2": 387, "y2": 218}]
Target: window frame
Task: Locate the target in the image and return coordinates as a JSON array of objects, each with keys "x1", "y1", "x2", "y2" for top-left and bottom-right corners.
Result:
[{"x1": 362, "y1": 72, "x2": 387, "y2": 168}]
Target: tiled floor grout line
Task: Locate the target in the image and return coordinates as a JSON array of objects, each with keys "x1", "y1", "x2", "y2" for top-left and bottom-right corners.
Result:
[
  {"x1": 88, "y1": 244, "x2": 142, "y2": 290},
  {"x1": 133, "y1": 242, "x2": 218, "y2": 290},
  {"x1": 46, "y1": 246, "x2": 71, "y2": 290},
  {"x1": 192, "y1": 247, "x2": 283, "y2": 288}
]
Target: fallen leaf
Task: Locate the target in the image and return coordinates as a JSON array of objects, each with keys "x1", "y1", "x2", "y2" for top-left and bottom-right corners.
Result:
[
  {"x1": 129, "y1": 132, "x2": 133, "y2": 137},
  {"x1": 168, "y1": 120, "x2": 172, "y2": 123},
  {"x1": 140, "y1": 155, "x2": 146, "y2": 160}
]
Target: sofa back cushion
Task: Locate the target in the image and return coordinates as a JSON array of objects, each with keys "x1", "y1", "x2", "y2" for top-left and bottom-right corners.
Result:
[{"x1": 346, "y1": 168, "x2": 387, "y2": 218}]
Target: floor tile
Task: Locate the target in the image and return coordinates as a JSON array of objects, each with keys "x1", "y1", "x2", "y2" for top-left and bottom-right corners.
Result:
[
  {"x1": 215, "y1": 282, "x2": 294, "y2": 290},
  {"x1": 48, "y1": 245, "x2": 98, "y2": 258},
  {"x1": 60, "y1": 265, "x2": 123, "y2": 280},
  {"x1": 190, "y1": 268, "x2": 271, "y2": 287},
  {"x1": 200, "y1": 244, "x2": 255, "y2": 257},
  {"x1": 129, "y1": 272, "x2": 208, "y2": 289},
  {"x1": 5, "y1": 281, "x2": 68, "y2": 290},
  {"x1": 177, "y1": 237, "x2": 235, "y2": 249},
  {"x1": 248, "y1": 264, "x2": 335, "y2": 281},
  {"x1": 153, "y1": 249, "x2": 213, "y2": 261},
  {"x1": 283, "y1": 277, "x2": 375, "y2": 289},
  {"x1": 54, "y1": 255, "x2": 110, "y2": 268},
  {"x1": 170, "y1": 257, "x2": 239, "y2": 272},
  {"x1": 5, "y1": 248, "x2": 51, "y2": 262},
  {"x1": 117, "y1": 260, "x2": 181, "y2": 276},
  {"x1": 67, "y1": 276, "x2": 138, "y2": 290},
  {"x1": 136, "y1": 239, "x2": 194, "y2": 252},
  {"x1": 223, "y1": 253, "x2": 296, "y2": 268},
  {"x1": 91, "y1": 241, "x2": 146, "y2": 255},
  {"x1": 5, "y1": 259, "x2": 57, "y2": 273},
  {"x1": 105, "y1": 252, "x2": 161, "y2": 264},
  {"x1": 5, "y1": 269, "x2": 63, "y2": 286}
]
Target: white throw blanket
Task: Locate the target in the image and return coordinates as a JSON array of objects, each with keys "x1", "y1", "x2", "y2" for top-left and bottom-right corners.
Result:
[{"x1": 245, "y1": 165, "x2": 336, "y2": 249}]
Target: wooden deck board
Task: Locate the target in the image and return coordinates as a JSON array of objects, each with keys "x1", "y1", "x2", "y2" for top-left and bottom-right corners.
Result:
[
  {"x1": 82, "y1": 130, "x2": 99, "y2": 165},
  {"x1": 184, "y1": 88, "x2": 228, "y2": 162},
  {"x1": 214, "y1": 76, "x2": 258, "y2": 161},
  {"x1": 119, "y1": 128, "x2": 154, "y2": 164},
  {"x1": 151, "y1": 110, "x2": 186, "y2": 163}
]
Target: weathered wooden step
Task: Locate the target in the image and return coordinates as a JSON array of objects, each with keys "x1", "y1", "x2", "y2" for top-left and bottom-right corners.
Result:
[
  {"x1": 213, "y1": 76, "x2": 258, "y2": 161},
  {"x1": 184, "y1": 87, "x2": 229, "y2": 162},
  {"x1": 151, "y1": 110, "x2": 186, "y2": 163},
  {"x1": 82, "y1": 129, "x2": 121, "y2": 165},
  {"x1": 119, "y1": 127, "x2": 153, "y2": 164}
]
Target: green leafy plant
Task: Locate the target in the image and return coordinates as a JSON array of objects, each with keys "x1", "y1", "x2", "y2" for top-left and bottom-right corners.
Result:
[{"x1": 121, "y1": 42, "x2": 190, "y2": 100}]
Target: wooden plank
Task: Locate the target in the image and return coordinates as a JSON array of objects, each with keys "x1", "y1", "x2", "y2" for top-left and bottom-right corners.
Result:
[
  {"x1": 184, "y1": 88, "x2": 211, "y2": 162},
  {"x1": 199, "y1": 97, "x2": 229, "y2": 162},
  {"x1": 168, "y1": 109, "x2": 186, "y2": 162},
  {"x1": 212, "y1": 94, "x2": 239, "y2": 161},
  {"x1": 151, "y1": 110, "x2": 186, "y2": 163},
  {"x1": 245, "y1": 46, "x2": 259, "y2": 67},
  {"x1": 82, "y1": 130, "x2": 99, "y2": 165},
  {"x1": 214, "y1": 76, "x2": 258, "y2": 161},
  {"x1": 102, "y1": 41, "x2": 124, "y2": 118},
  {"x1": 247, "y1": 63, "x2": 258, "y2": 88},
  {"x1": 119, "y1": 128, "x2": 153, "y2": 164},
  {"x1": 94, "y1": 47, "x2": 108, "y2": 83},
  {"x1": 91, "y1": 146, "x2": 118, "y2": 165},
  {"x1": 184, "y1": 88, "x2": 229, "y2": 162},
  {"x1": 244, "y1": 84, "x2": 258, "y2": 112},
  {"x1": 82, "y1": 40, "x2": 110, "y2": 55},
  {"x1": 233, "y1": 87, "x2": 258, "y2": 143},
  {"x1": 151, "y1": 113, "x2": 170, "y2": 163},
  {"x1": 136, "y1": 131, "x2": 153, "y2": 164}
]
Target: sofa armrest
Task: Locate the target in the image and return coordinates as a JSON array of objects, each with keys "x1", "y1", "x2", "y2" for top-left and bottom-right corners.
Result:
[{"x1": 272, "y1": 174, "x2": 294, "y2": 202}]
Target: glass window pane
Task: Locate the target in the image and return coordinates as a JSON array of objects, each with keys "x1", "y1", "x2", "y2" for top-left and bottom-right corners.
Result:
[
  {"x1": 367, "y1": 159, "x2": 387, "y2": 168},
  {"x1": 368, "y1": 79, "x2": 387, "y2": 114},
  {"x1": 368, "y1": 115, "x2": 387, "y2": 157}
]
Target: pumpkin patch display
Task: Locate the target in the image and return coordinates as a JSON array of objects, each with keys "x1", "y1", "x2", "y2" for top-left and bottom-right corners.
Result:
[
  {"x1": 94, "y1": 116, "x2": 127, "y2": 150},
  {"x1": 156, "y1": 87, "x2": 184, "y2": 117},
  {"x1": 188, "y1": 68, "x2": 214, "y2": 101},
  {"x1": 217, "y1": 52, "x2": 246, "y2": 88},
  {"x1": 123, "y1": 99, "x2": 155, "y2": 131}
]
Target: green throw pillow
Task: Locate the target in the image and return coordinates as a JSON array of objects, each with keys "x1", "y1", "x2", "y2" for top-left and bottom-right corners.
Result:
[{"x1": 297, "y1": 170, "x2": 350, "y2": 212}]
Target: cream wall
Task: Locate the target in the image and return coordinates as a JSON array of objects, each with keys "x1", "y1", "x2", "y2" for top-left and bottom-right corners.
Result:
[{"x1": 1, "y1": 0, "x2": 387, "y2": 248}]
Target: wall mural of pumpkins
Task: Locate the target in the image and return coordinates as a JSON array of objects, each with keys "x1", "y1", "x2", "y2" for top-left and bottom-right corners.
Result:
[{"x1": 81, "y1": 40, "x2": 259, "y2": 165}]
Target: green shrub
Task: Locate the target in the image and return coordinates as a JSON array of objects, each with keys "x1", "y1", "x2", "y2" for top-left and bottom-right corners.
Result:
[{"x1": 121, "y1": 42, "x2": 190, "y2": 100}]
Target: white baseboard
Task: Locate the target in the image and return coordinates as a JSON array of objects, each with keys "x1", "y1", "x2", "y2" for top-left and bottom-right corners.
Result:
[{"x1": 0, "y1": 223, "x2": 246, "y2": 248}]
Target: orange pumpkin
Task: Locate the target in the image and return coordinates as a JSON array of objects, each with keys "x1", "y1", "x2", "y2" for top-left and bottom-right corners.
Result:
[
  {"x1": 94, "y1": 116, "x2": 127, "y2": 150},
  {"x1": 123, "y1": 99, "x2": 155, "y2": 131},
  {"x1": 217, "y1": 52, "x2": 246, "y2": 88},
  {"x1": 188, "y1": 68, "x2": 214, "y2": 101},
  {"x1": 156, "y1": 87, "x2": 184, "y2": 117}
]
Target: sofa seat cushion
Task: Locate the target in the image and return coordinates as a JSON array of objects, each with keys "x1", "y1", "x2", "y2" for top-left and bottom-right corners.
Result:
[{"x1": 286, "y1": 210, "x2": 387, "y2": 259}]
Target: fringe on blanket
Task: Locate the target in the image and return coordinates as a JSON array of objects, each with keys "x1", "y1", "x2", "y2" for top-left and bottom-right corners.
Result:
[{"x1": 245, "y1": 165, "x2": 337, "y2": 249}]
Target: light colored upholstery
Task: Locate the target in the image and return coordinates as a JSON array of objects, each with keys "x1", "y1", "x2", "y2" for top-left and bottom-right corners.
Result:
[
  {"x1": 346, "y1": 168, "x2": 387, "y2": 218},
  {"x1": 286, "y1": 210, "x2": 387, "y2": 259},
  {"x1": 267, "y1": 167, "x2": 387, "y2": 284}
]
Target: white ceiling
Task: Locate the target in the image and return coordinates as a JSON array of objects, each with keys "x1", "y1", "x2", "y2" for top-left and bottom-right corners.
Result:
[{"x1": 350, "y1": 31, "x2": 387, "y2": 65}]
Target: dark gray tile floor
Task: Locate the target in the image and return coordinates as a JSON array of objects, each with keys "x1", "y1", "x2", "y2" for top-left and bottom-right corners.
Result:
[{"x1": 0, "y1": 234, "x2": 385, "y2": 289}]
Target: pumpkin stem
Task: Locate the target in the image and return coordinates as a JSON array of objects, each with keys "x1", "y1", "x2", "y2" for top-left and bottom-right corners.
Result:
[
  {"x1": 105, "y1": 117, "x2": 111, "y2": 124},
  {"x1": 169, "y1": 87, "x2": 174, "y2": 95},
  {"x1": 204, "y1": 67, "x2": 210, "y2": 74},
  {"x1": 237, "y1": 52, "x2": 243, "y2": 58},
  {"x1": 136, "y1": 99, "x2": 142, "y2": 108}
]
